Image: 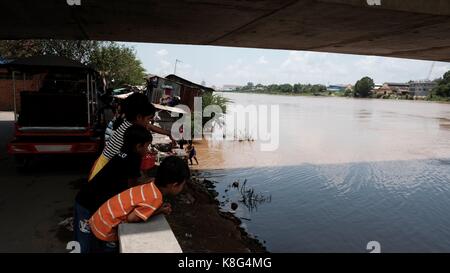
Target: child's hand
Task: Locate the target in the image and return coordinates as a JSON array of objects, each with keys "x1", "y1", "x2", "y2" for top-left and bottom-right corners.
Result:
[
  {"x1": 160, "y1": 203, "x2": 172, "y2": 215},
  {"x1": 170, "y1": 139, "x2": 177, "y2": 147}
]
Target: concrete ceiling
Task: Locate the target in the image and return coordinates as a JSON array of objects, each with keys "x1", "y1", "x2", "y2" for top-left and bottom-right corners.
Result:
[{"x1": 1, "y1": 0, "x2": 450, "y2": 61}]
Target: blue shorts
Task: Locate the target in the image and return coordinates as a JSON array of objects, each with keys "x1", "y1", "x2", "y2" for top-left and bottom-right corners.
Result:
[{"x1": 73, "y1": 201, "x2": 93, "y2": 253}]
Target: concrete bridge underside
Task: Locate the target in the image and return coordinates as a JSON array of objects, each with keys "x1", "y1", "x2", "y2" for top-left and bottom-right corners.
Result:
[{"x1": 1, "y1": 0, "x2": 450, "y2": 61}]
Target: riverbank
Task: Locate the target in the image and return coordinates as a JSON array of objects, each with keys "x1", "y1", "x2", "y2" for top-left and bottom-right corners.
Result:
[
  {"x1": 221, "y1": 91, "x2": 450, "y2": 104},
  {"x1": 165, "y1": 169, "x2": 267, "y2": 253}
]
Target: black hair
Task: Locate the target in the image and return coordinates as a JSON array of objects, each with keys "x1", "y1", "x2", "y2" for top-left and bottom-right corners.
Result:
[
  {"x1": 121, "y1": 124, "x2": 153, "y2": 155},
  {"x1": 112, "y1": 99, "x2": 126, "y2": 130},
  {"x1": 112, "y1": 116, "x2": 124, "y2": 130},
  {"x1": 155, "y1": 156, "x2": 190, "y2": 187},
  {"x1": 122, "y1": 92, "x2": 156, "y2": 122}
]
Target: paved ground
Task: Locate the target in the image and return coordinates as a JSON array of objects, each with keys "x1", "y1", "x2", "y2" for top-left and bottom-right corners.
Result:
[{"x1": 0, "y1": 112, "x2": 94, "y2": 252}]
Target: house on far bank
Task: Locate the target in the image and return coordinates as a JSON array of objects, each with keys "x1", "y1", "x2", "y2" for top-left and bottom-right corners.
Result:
[
  {"x1": 371, "y1": 83, "x2": 383, "y2": 94},
  {"x1": 373, "y1": 84, "x2": 392, "y2": 96},
  {"x1": 327, "y1": 84, "x2": 352, "y2": 93},
  {"x1": 220, "y1": 84, "x2": 242, "y2": 91},
  {"x1": 409, "y1": 80, "x2": 437, "y2": 98},
  {"x1": 375, "y1": 82, "x2": 410, "y2": 96}
]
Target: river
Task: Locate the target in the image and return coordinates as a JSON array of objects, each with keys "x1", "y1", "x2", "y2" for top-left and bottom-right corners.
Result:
[{"x1": 195, "y1": 92, "x2": 450, "y2": 253}]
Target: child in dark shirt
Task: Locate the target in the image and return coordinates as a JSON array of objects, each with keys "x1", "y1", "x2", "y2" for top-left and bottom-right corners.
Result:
[
  {"x1": 185, "y1": 142, "x2": 199, "y2": 165},
  {"x1": 73, "y1": 125, "x2": 152, "y2": 253}
]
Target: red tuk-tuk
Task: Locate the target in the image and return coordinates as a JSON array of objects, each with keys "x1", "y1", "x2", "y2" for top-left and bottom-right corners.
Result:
[{"x1": 4, "y1": 55, "x2": 102, "y2": 165}]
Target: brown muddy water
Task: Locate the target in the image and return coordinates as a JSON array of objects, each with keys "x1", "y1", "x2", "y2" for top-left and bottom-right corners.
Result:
[{"x1": 195, "y1": 92, "x2": 450, "y2": 253}]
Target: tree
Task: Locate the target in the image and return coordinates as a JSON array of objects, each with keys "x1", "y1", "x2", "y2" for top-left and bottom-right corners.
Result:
[
  {"x1": 431, "y1": 70, "x2": 450, "y2": 98},
  {"x1": 40, "y1": 40, "x2": 103, "y2": 64},
  {"x1": 354, "y1": 77, "x2": 375, "y2": 98},
  {"x1": 0, "y1": 39, "x2": 102, "y2": 63},
  {"x1": 255, "y1": 83, "x2": 264, "y2": 89},
  {"x1": 0, "y1": 40, "x2": 42, "y2": 59},
  {"x1": 88, "y1": 42, "x2": 145, "y2": 88},
  {"x1": 279, "y1": 84, "x2": 293, "y2": 93},
  {"x1": 302, "y1": 84, "x2": 312, "y2": 93},
  {"x1": 267, "y1": 84, "x2": 279, "y2": 93},
  {"x1": 293, "y1": 83, "x2": 302, "y2": 93},
  {"x1": 343, "y1": 87, "x2": 353, "y2": 97},
  {"x1": 0, "y1": 40, "x2": 146, "y2": 88},
  {"x1": 311, "y1": 84, "x2": 326, "y2": 93}
]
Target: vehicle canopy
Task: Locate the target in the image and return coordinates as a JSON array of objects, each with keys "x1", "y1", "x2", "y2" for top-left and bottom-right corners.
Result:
[{"x1": 1, "y1": 55, "x2": 100, "y2": 129}]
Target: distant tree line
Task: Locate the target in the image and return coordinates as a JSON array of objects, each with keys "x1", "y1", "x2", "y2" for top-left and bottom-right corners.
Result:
[
  {"x1": 233, "y1": 69, "x2": 450, "y2": 102},
  {"x1": 235, "y1": 82, "x2": 327, "y2": 94}
]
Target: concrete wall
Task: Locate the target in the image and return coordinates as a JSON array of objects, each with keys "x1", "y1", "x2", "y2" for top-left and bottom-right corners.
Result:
[
  {"x1": 118, "y1": 214, "x2": 182, "y2": 253},
  {"x1": 0, "y1": 70, "x2": 44, "y2": 111}
]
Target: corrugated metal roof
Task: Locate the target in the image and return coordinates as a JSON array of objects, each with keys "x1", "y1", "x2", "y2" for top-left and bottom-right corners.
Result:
[{"x1": 165, "y1": 74, "x2": 214, "y2": 92}]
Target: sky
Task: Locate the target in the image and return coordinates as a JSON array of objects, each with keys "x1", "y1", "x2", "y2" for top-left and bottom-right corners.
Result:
[{"x1": 122, "y1": 42, "x2": 450, "y2": 88}]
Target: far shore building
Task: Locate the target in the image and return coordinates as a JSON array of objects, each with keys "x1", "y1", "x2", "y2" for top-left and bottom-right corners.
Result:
[
  {"x1": 409, "y1": 80, "x2": 437, "y2": 98},
  {"x1": 220, "y1": 84, "x2": 242, "y2": 91},
  {"x1": 375, "y1": 82, "x2": 410, "y2": 96},
  {"x1": 371, "y1": 83, "x2": 383, "y2": 94},
  {"x1": 327, "y1": 84, "x2": 352, "y2": 93}
]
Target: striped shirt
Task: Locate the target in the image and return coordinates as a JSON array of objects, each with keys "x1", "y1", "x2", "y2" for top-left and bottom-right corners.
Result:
[
  {"x1": 102, "y1": 119, "x2": 133, "y2": 159},
  {"x1": 89, "y1": 182, "x2": 163, "y2": 242}
]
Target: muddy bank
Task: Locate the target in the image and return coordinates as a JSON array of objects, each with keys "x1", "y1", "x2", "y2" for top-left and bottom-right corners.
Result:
[{"x1": 166, "y1": 170, "x2": 267, "y2": 253}]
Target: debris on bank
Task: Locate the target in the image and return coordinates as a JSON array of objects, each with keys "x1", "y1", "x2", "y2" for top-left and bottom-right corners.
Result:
[{"x1": 165, "y1": 170, "x2": 267, "y2": 253}]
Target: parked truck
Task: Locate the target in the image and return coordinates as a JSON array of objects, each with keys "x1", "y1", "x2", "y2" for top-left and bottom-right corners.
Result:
[{"x1": 2, "y1": 55, "x2": 103, "y2": 166}]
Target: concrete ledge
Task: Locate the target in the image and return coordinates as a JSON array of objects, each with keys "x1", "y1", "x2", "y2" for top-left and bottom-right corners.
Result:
[{"x1": 118, "y1": 214, "x2": 183, "y2": 253}]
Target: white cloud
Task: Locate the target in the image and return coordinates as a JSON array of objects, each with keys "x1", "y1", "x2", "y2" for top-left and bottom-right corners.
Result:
[
  {"x1": 160, "y1": 59, "x2": 171, "y2": 67},
  {"x1": 180, "y1": 63, "x2": 192, "y2": 69},
  {"x1": 258, "y1": 56, "x2": 268, "y2": 64},
  {"x1": 278, "y1": 51, "x2": 343, "y2": 84},
  {"x1": 156, "y1": 49, "x2": 168, "y2": 56},
  {"x1": 127, "y1": 41, "x2": 450, "y2": 86},
  {"x1": 432, "y1": 62, "x2": 450, "y2": 80},
  {"x1": 208, "y1": 50, "x2": 450, "y2": 86}
]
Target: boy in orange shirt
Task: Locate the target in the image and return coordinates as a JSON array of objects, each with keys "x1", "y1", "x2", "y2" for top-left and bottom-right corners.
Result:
[{"x1": 89, "y1": 156, "x2": 190, "y2": 252}]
